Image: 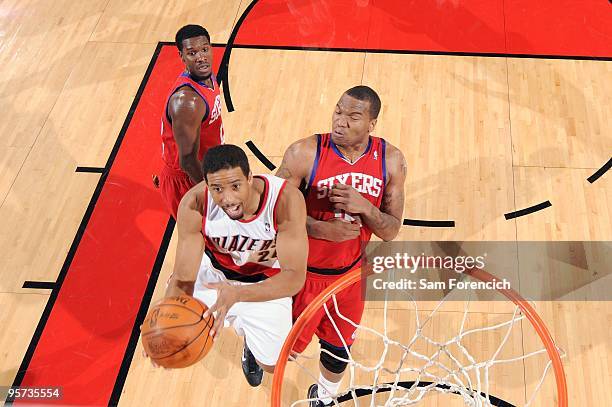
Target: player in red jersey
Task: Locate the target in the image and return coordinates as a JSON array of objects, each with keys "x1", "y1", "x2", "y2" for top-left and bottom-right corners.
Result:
[
  {"x1": 156, "y1": 24, "x2": 225, "y2": 218},
  {"x1": 276, "y1": 86, "x2": 407, "y2": 406}
]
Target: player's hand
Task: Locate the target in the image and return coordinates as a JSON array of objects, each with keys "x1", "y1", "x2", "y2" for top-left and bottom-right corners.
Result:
[
  {"x1": 141, "y1": 348, "x2": 170, "y2": 370},
  {"x1": 329, "y1": 183, "x2": 372, "y2": 214},
  {"x1": 319, "y1": 218, "x2": 361, "y2": 242},
  {"x1": 202, "y1": 281, "x2": 240, "y2": 340},
  {"x1": 139, "y1": 324, "x2": 170, "y2": 370}
]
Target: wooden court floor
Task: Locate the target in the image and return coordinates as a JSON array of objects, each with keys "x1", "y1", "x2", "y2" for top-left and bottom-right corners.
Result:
[{"x1": 0, "y1": 1, "x2": 610, "y2": 406}]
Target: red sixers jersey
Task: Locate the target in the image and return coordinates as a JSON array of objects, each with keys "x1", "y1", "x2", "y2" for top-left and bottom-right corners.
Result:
[
  {"x1": 160, "y1": 72, "x2": 224, "y2": 171},
  {"x1": 304, "y1": 133, "x2": 387, "y2": 274}
]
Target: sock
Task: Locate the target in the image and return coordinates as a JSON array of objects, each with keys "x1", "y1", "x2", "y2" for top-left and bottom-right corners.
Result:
[{"x1": 317, "y1": 373, "x2": 341, "y2": 405}]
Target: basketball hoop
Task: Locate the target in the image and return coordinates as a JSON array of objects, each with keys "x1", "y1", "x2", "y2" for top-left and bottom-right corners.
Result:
[{"x1": 272, "y1": 267, "x2": 567, "y2": 406}]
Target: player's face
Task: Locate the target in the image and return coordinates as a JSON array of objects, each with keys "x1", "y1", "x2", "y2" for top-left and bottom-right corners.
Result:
[
  {"x1": 206, "y1": 167, "x2": 252, "y2": 220},
  {"x1": 331, "y1": 94, "x2": 377, "y2": 147},
  {"x1": 180, "y1": 36, "x2": 213, "y2": 80}
]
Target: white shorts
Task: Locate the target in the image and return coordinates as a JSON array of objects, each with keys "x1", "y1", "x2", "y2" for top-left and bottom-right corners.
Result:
[{"x1": 193, "y1": 255, "x2": 292, "y2": 366}]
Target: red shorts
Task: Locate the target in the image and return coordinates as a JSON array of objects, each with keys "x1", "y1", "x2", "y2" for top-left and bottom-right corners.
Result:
[
  {"x1": 292, "y1": 271, "x2": 365, "y2": 353},
  {"x1": 159, "y1": 165, "x2": 195, "y2": 219}
]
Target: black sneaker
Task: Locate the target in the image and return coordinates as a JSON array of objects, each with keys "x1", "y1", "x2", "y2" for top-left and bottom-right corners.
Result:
[
  {"x1": 241, "y1": 340, "x2": 263, "y2": 387},
  {"x1": 307, "y1": 384, "x2": 333, "y2": 407}
]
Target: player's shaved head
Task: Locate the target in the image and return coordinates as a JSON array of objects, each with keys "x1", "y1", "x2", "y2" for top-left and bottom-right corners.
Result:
[
  {"x1": 175, "y1": 24, "x2": 211, "y2": 51},
  {"x1": 344, "y1": 86, "x2": 381, "y2": 119}
]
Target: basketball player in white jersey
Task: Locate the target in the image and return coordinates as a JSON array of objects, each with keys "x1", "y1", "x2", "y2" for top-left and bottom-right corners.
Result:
[{"x1": 164, "y1": 144, "x2": 308, "y2": 386}]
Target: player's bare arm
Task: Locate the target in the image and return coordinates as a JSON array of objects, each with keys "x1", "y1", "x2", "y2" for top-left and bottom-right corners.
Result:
[
  {"x1": 169, "y1": 87, "x2": 207, "y2": 183},
  {"x1": 203, "y1": 184, "x2": 308, "y2": 338},
  {"x1": 148, "y1": 189, "x2": 205, "y2": 369},
  {"x1": 164, "y1": 183, "x2": 207, "y2": 297},
  {"x1": 277, "y1": 136, "x2": 360, "y2": 242},
  {"x1": 329, "y1": 143, "x2": 406, "y2": 241},
  {"x1": 275, "y1": 135, "x2": 317, "y2": 188}
]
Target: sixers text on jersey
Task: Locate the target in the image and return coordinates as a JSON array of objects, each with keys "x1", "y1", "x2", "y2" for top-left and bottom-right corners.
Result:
[{"x1": 315, "y1": 172, "x2": 383, "y2": 199}]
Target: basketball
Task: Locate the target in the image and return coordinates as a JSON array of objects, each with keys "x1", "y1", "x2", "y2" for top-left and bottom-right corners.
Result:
[{"x1": 141, "y1": 295, "x2": 214, "y2": 368}]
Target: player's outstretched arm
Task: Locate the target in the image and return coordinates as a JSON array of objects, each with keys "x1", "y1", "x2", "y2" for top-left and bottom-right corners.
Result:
[
  {"x1": 169, "y1": 88, "x2": 207, "y2": 184},
  {"x1": 165, "y1": 186, "x2": 206, "y2": 297},
  {"x1": 270, "y1": 184, "x2": 308, "y2": 295}
]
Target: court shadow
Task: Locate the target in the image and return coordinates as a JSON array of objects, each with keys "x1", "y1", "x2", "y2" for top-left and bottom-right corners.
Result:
[{"x1": 400, "y1": 154, "x2": 516, "y2": 239}]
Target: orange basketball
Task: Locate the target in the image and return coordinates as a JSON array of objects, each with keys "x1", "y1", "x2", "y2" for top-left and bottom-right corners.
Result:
[{"x1": 141, "y1": 295, "x2": 214, "y2": 368}]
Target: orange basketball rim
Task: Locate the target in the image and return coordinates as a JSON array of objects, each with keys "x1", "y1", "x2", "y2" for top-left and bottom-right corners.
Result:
[{"x1": 272, "y1": 267, "x2": 568, "y2": 407}]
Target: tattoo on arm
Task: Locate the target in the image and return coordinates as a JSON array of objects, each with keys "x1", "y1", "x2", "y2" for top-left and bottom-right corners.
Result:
[
  {"x1": 276, "y1": 148, "x2": 309, "y2": 189},
  {"x1": 275, "y1": 150, "x2": 292, "y2": 178},
  {"x1": 381, "y1": 188, "x2": 394, "y2": 214},
  {"x1": 372, "y1": 189, "x2": 400, "y2": 228},
  {"x1": 275, "y1": 164, "x2": 292, "y2": 180}
]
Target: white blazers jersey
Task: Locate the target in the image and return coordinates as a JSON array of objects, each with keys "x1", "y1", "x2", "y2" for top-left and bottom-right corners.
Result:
[{"x1": 201, "y1": 174, "x2": 287, "y2": 283}]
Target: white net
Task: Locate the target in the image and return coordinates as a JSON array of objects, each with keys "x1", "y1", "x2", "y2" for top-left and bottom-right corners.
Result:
[{"x1": 284, "y1": 271, "x2": 566, "y2": 407}]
